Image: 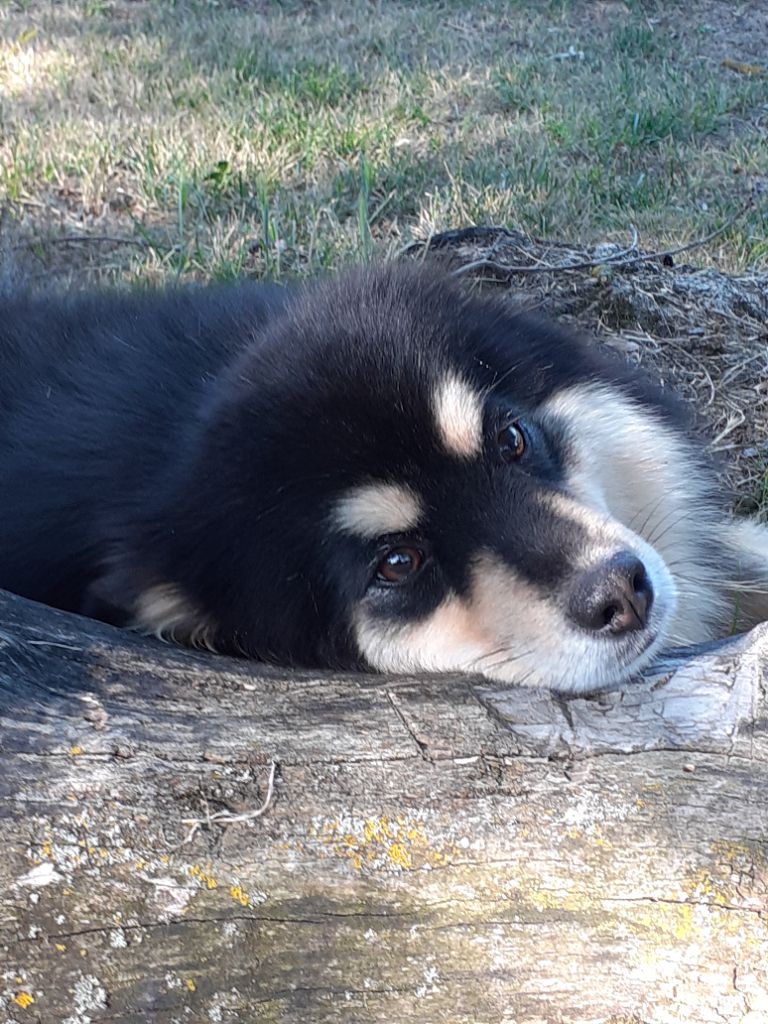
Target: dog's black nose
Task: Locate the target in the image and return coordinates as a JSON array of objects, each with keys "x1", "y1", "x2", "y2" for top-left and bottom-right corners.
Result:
[{"x1": 567, "y1": 552, "x2": 653, "y2": 635}]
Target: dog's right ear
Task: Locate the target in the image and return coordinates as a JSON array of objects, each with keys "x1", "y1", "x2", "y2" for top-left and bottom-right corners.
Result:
[{"x1": 80, "y1": 565, "x2": 137, "y2": 627}]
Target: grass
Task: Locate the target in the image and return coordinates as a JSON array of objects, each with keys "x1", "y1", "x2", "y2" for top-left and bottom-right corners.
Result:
[{"x1": 0, "y1": 0, "x2": 767, "y2": 286}]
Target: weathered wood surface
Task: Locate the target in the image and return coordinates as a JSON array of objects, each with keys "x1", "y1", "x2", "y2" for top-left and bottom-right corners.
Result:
[{"x1": 1, "y1": 587, "x2": 767, "y2": 1024}]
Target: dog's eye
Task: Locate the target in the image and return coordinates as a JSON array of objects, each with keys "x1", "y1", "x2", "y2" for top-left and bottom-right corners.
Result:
[
  {"x1": 497, "y1": 422, "x2": 526, "y2": 461},
  {"x1": 376, "y1": 546, "x2": 424, "y2": 584}
]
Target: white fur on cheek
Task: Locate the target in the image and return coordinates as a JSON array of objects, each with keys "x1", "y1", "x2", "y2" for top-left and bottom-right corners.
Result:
[
  {"x1": 354, "y1": 594, "x2": 491, "y2": 674},
  {"x1": 542, "y1": 383, "x2": 730, "y2": 645}
]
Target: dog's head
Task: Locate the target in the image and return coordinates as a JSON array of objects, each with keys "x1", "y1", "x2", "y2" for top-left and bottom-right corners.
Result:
[{"x1": 123, "y1": 264, "x2": 720, "y2": 692}]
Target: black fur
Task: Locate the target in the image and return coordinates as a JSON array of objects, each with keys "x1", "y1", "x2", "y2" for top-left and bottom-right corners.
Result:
[{"x1": 0, "y1": 263, "x2": 686, "y2": 669}]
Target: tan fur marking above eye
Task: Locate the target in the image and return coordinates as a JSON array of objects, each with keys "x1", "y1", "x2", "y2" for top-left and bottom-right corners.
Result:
[
  {"x1": 333, "y1": 482, "x2": 423, "y2": 539},
  {"x1": 133, "y1": 583, "x2": 216, "y2": 651},
  {"x1": 432, "y1": 374, "x2": 484, "y2": 459}
]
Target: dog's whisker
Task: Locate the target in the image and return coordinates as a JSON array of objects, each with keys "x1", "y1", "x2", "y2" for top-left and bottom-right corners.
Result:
[
  {"x1": 470, "y1": 647, "x2": 533, "y2": 674},
  {"x1": 642, "y1": 501, "x2": 698, "y2": 541},
  {"x1": 647, "y1": 509, "x2": 700, "y2": 549},
  {"x1": 627, "y1": 491, "x2": 669, "y2": 535}
]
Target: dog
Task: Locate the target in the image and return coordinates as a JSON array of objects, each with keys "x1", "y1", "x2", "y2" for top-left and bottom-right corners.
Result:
[{"x1": 1, "y1": 262, "x2": 767, "y2": 693}]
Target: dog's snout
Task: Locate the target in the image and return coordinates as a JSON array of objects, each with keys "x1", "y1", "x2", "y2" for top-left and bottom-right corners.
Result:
[{"x1": 567, "y1": 552, "x2": 654, "y2": 635}]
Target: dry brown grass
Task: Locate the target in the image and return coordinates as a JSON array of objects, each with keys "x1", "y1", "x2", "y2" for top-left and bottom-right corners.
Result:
[{"x1": 409, "y1": 223, "x2": 768, "y2": 506}]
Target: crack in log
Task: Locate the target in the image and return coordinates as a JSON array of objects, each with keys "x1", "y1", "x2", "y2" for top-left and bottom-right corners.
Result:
[
  {"x1": 9, "y1": 888, "x2": 762, "y2": 952},
  {"x1": 5, "y1": 904, "x2": 472, "y2": 945},
  {"x1": 601, "y1": 894, "x2": 767, "y2": 917},
  {"x1": 249, "y1": 984, "x2": 422, "y2": 1005},
  {"x1": 26, "y1": 744, "x2": 754, "y2": 770},
  {"x1": 3, "y1": 752, "x2": 426, "y2": 770},
  {"x1": 385, "y1": 690, "x2": 432, "y2": 760}
]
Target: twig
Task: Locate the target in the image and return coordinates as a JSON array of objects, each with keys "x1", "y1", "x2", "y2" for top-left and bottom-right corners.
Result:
[
  {"x1": 450, "y1": 198, "x2": 755, "y2": 278},
  {"x1": 12, "y1": 234, "x2": 148, "y2": 251},
  {"x1": 25, "y1": 640, "x2": 81, "y2": 650},
  {"x1": 178, "y1": 760, "x2": 277, "y2": 846},
  {"x1": 399, "y1": 224, "x2": 518, "y2": 257}
]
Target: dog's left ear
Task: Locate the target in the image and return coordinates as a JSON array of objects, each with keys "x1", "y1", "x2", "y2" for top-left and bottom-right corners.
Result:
[
  {"x1": 82, "y1": 566, "x2": 216, "y2": 650},
  {"x1": 131, "y1": 581, "x2": 216, "y2": 650}
]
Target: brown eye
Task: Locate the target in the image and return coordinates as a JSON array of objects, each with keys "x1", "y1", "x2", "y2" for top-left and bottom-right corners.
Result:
[
  {"x1": 376, "y1": 546, "x2": 424, "y2": 584},
  {"x1": 497, "y1": 422, "x2": 526, "y2": 461}
]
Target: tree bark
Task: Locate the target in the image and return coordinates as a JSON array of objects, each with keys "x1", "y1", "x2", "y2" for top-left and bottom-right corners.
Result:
[{"x1": 1, "y1": 588, "x2": 767, "y2": 1024}]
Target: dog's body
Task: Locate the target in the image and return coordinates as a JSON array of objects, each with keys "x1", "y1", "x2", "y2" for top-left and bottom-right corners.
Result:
[{"x1": 1, "y1": 264, "x2": 767, "y2": 692}]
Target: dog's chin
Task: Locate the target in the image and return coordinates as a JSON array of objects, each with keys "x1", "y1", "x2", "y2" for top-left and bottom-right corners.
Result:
[
  {"x1": 475, "y1": 631, "x2": 664, "y2": 695},
  {"x1": 552, "y1": 628, "x2": 667, "y2": 697}
]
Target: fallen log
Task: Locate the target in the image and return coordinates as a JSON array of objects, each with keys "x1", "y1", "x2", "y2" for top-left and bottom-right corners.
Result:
[{"x1": 1, "y1": 587, "x2": 767, "y2": 1024}]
